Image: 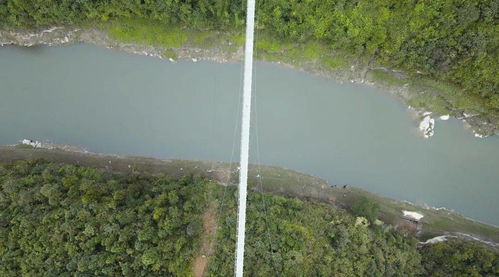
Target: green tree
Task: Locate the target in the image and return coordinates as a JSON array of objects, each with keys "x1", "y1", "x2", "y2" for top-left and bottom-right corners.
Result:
[
  {"x1": 352, "y1": 196, "x2": 379, "y2": 223},
  {"x1": 420, "y1": 240, "x2": 499, "y2": 276}
]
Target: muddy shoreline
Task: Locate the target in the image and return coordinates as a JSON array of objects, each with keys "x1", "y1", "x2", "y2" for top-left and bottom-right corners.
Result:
[
  {"x1": 1, "y1": 145, "x2": 498, "y2": 247},
  {"x1": 1, "y1": 26, "x2": 497, "y2": 137}
]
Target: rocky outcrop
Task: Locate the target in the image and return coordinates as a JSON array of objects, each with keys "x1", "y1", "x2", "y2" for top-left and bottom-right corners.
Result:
[
  {"x1": 0, "y1": 27, "x2": 78, "y2": 46},
  {"x1": 0, "y1": 27, "x2": 243, "y2": 64},
  {"x1": 419, "y1": 113, "x2": 435, "y2": 138}
]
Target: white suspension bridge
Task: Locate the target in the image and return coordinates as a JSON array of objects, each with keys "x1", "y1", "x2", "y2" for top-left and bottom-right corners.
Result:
[{"x1": 235, "y1": 0, "x2": 256, "y2": 276}]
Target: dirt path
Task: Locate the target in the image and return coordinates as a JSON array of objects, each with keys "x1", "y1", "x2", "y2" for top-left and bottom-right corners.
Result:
[{"x1": 192, "y1": 204, "x2": 218, "y2": 277}]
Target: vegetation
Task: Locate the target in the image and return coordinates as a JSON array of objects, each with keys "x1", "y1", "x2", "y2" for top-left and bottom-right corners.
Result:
[
  {"x1": 0, "y1": 0, "x2": 497, "y2": 116},
  {"x1": 209, "y1": 188, "x2": 423, "y2": 276},
  {"x1": 107, "y1": 19, "x2": 188, "y2": 49},
  {"x1": 0, "y1": 160, "x2": 208, "y2": 275},
  {"x1": 420, "y1": 240, "x2": 499, "y2": 276},
  {"x1": 352, "y1": 196, "x2": 380, "y2": 223},
  {"x1": 2, "y1": 145, "x2": 499, "y2": 243},
  {"x1": 0, "y1": 160, "x2": 497, "y2": 275}
]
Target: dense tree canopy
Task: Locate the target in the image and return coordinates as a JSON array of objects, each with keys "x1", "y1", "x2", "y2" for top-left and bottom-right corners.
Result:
[
  {"x1": 0, "y1": 161, "x2": 497, "y2": 275},
  {"x1": 209, "y1": 189, "x2": 423, "y2": 276},
  {"x1": 0, "y1": 160, "x2": 208, "y2": 276},
  {"x1": 420, "y1": 240, "x2": 499, "y2": 276}
]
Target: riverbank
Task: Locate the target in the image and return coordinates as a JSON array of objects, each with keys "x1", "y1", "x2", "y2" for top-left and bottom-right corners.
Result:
[
  {"x1": 1, "y1": 145, "x2": 498, "y2": 247},
  {"x1": 1, "y1": 24, "x2": 497, "y2": 138}
]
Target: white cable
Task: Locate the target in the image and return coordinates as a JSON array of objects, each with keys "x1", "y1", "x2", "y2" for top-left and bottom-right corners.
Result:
[{"x1": 235, "y1": 0, "x2": 256, "y2": 275}]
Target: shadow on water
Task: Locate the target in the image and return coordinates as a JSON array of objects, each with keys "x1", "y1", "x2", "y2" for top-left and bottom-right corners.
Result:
[{"x1": 5, "y1": 44, "x2": 47, "y2": 55}]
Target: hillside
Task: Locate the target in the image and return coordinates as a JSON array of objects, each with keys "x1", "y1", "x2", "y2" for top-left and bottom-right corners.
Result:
[
  {"x1": 2, "y1": 145, "x2": 499, "y2": 244},
  {"x1": 0, "y1": 160, "x2": 497, "y2": 276}
]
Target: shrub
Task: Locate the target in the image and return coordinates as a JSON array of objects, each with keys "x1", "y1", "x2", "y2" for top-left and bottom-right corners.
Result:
[{"x1": 352, "y1": 196, "x2": 379, "y2": 223}]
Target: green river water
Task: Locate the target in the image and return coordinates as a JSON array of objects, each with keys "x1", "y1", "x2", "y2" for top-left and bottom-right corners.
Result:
[{"x1": 0, "y1": 44, "x2": 498, "y2": 225}]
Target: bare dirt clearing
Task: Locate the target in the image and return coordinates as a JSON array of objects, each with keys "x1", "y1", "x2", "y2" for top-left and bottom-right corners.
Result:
[{"x1": 193, "y1": 204, "x2": 218, "y2": 277}]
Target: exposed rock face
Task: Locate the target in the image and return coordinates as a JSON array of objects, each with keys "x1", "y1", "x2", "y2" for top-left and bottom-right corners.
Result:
[
  {"x1": 0, "y1": 27, "x2": 78, "y2": 46},
  {"x1": 20, "y1": 138, "x2": 87, "y2": 153},
  {"x1": 0, "y1": 27, "x2": 244, "y2": 63},
  {"x1": 403, "y1": 210, "x2": 424, "y2": 221}
]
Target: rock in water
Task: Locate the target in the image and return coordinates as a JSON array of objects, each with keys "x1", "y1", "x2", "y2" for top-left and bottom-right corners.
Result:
[
  {"x1": 21, "y1": 139, "x2": 41, "y2": 148},
  {"x1": 419, "y1": 115, "x2": 435, "y2": 138}
]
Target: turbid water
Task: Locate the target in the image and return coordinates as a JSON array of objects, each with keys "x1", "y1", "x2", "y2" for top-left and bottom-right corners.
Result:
[{"x1": 1, "y1": 44, "x2": 498, "y2": 225}]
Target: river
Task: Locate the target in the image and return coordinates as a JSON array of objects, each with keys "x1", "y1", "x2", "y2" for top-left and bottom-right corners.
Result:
[{"x1": 1, "y1": 44, "x2": 498, "y2": 225}]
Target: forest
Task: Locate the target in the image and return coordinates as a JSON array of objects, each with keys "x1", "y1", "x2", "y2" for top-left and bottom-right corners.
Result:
[
  {"x1": 0, "y1": 160, "x2": 497, "y2": 276},
  {"x1": 0, "y1": 160, "x2": 208, "y2": 275},
  {"x1": 0, "y1": 0, "x2": 497, "y2": 113}
]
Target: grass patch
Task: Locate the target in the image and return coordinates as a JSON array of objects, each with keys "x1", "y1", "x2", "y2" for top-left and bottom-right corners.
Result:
[
  {"x1": 253, "y1": 35, "x2": 349, "y2": 70},
  {"x1": 405, "y1": 92, "x2": 452, "y2": 115},
  {"x1": 227, "y1": 32, "x2": 244, "y2": 46},
  {"x1": 407, "y1": 77, "x2": 499, "y2": 124},
  {"x1": 256, "y1": 37, "x2": 282, "y2": 53},
  {"x1": 107, "y1": 19, "x2": 188, "y2": 48},
  {"x1": 419, "y1": 78, "x2": 489, "y2": 113},
  {"x1": 256, "y1": 51, "x2": 281, "y2": 61},
  {"x1": 370, "y1": 70, "x2": 406, "y2": 86},
  {"x1": 106, "y1": 20, "x2": 243, "y2": 55},
  {"x1": 188, "y1": 29, "x2": 219, "y2": 48},
  {"x1": 320, "y1": 55, "x2": 346, "y2": 69},
  {"x1": 163, "y1": 48, "x2": 177, "y2": 60},
  {"x1": 13, "y1": 144, "x2": 34, "y2": 149},
  {"x1": 301, "y1": 41, "x2": 328, "y2": 59}
]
